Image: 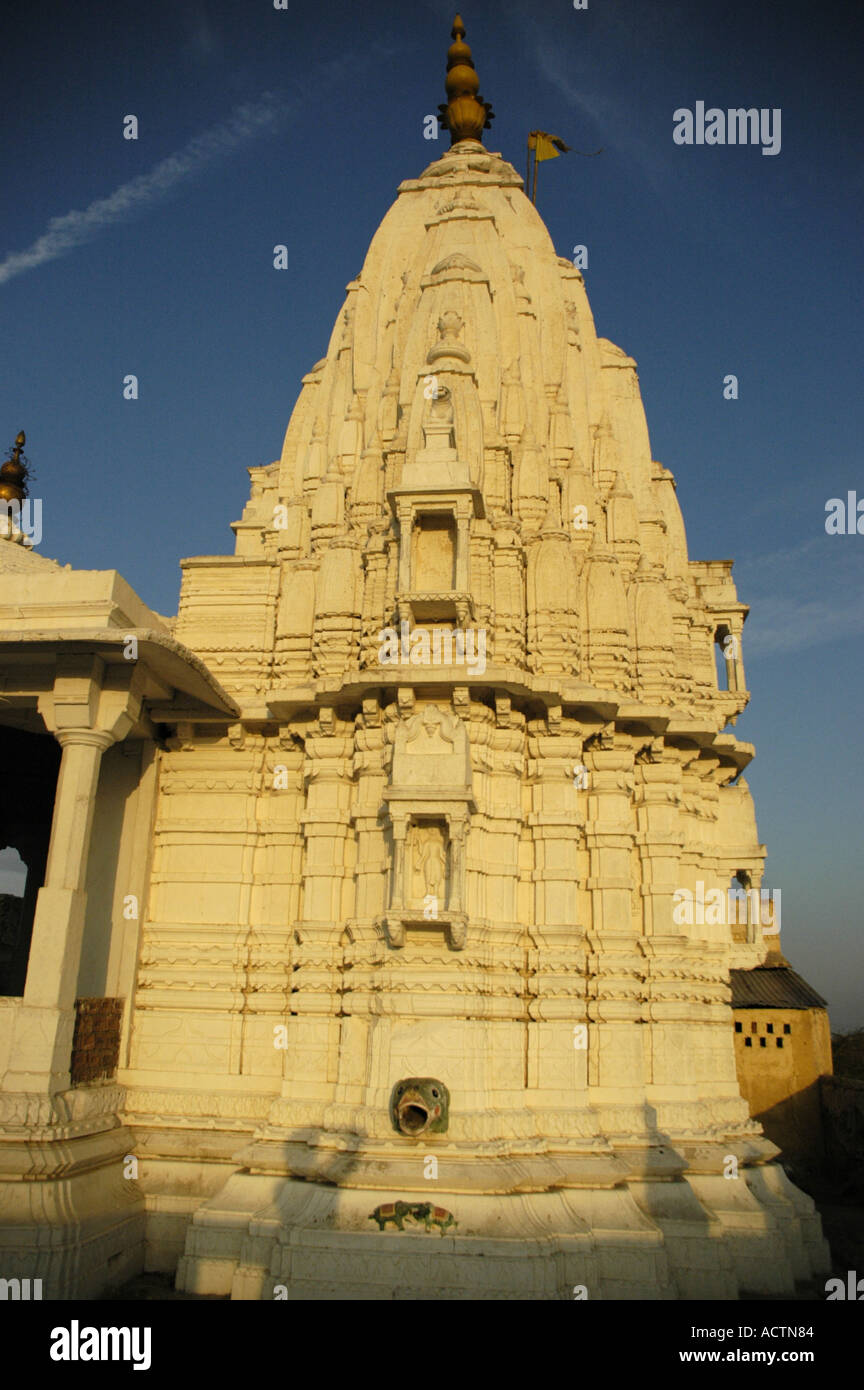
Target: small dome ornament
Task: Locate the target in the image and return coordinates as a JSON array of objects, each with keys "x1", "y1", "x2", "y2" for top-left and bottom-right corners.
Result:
[
  {"x1": 427, "y1": 308, "x2": 471, "y2": 365},
  {"x1": 437, "y1": 15, "x2": 494, "y2": 147},
  {"x1": 0, "y1": 431, "x2": 30, "y2": 504}
]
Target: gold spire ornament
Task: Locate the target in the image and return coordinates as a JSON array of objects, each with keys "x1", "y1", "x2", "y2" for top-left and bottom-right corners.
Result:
[
  {"x1": 0, "y1": 431, "x2": 30, "y2": 504},
  {"x1": 437, "y1": 15, "x2": 494, "y2": 146}
]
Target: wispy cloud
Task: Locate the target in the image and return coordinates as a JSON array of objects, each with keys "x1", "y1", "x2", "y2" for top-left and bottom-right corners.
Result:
[
  {"x1": 735, "y1": 536, "x2": 824, "y2": 576},
  {"x1": 531, "y1": 39, "x2": 608, "y2": 136},
  {"x1": 738, "y1": 536, "x2": 864, "y2": 657},
  {"x1": 744, "y1": 592, "x2": 864, "y2": 657},
  {"x1": 531, "y1": 37, "x2": 669, "y2": 188},
  {"x1": 183, "y1": 5, "x2": 223, "y2": 64},
  {"x1": 0, "y1": 94, "x2": 283, "y2": 287}
]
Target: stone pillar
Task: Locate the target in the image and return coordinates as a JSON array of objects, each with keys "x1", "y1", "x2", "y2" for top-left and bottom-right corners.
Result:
[
  {"x1": 690, "y1": 615, "x2": 716, "y2": 698},
  {"x1": 299, "y1": 719, "x2": 353, "y2": 924},
  {"x1": 634, "y1": 753, "x2": 685, "y2": 939},
  {"x1": 582, "y1": 738, "x2": 641, "y2": 1098},
  {"x1": 527, "y1": 724, "x2": 584, "y2": 932},
  {"x1": 583, "y1": 741, "x2": 635, "y2": 938},
  {"x1": 455, "y1": 504, "x2": 471, "y2": 592},
  {"x1": 352, "y1": 699, "x2": 388, "y2": 920},
  {"x1": 525, "y1": 720, "x2": 588, "y2": 1095},
  {"x1": 5, "y1": 728, "x2": 114, "y2": 1092},
  {"x1": 397, "y1": 502, "x2": 413, "y2": 592},
  {"x1": 728, "y1": 619, "x2": 746, "y2": 693},
  {"x1": 285, "y1": 716, "x2": 354, "y2": 1098},
  {"x1": 447, "y1": 815, "x2": 467, "y2": 913},
  {"x1": 390, "y1": 819, "x2": 407, "y2": 910}
]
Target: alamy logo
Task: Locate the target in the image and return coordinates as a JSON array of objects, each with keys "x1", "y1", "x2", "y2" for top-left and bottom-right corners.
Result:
[
  {"x1": 673, "y1": 883, "x2": 780, "y2": 933},
  {"x1": 825, "y1": 1271, "x2": 864, "y2": 1300},
  {"x1": 673, "y1": 103, "x2": 781, "y2": 156},
  {"x1": 0, "y1": 1277, "x2": 42, "y2": 1300},
  {"x1": 50, "y1": 1321, "x2": 151, "y2": 1371},
  {"x1": 825, "y1": 492, "x2": 864, "y2": 535},
  {"x1": 0, "y1": 498, "x2": 42, "y2": 545},
  {"x1": 378, "y1": 621, "x2": 486, "y2": 676}
]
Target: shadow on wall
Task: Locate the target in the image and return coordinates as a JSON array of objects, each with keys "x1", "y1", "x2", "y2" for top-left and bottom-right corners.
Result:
[
  {"x1": 752, "y1": 1079, "x2": 825, "y2": 1187},
  {"x1": 820, "y1": 1075, "x2": 864, "y2": 1199},
  {"x1": 754, "y1": 1073, "x2": 864, "y2": 1205}
]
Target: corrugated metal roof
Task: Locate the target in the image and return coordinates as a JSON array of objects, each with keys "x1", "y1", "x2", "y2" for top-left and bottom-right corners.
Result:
[{"x1": 730, "y1": 966, "x2": 828, "y2": 1011}]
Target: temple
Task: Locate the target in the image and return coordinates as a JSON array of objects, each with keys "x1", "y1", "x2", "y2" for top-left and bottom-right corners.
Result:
[{"x1": 0, "y1": 16, "x2": 830, "y2": 1298}]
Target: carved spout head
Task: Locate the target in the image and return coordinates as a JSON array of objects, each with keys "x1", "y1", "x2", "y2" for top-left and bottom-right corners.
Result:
[{"x1": 390, "y1": 1077, "x2": 450, "y2": 1136}]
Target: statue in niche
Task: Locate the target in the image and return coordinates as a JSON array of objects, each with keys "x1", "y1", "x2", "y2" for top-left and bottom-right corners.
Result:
[{"x1": 410, "y1": 822, "x2": 449, "y2": 906}]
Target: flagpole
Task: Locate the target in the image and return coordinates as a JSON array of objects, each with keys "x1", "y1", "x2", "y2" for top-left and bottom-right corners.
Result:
[{"x1": 528, "y1": 130, "x2": 588, "y2": 207}]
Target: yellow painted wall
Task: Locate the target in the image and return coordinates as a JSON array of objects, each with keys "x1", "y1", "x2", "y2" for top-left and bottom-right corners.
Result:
[{"x1": 733, "y1": 1008, "x2": 833, "y2": 1163}]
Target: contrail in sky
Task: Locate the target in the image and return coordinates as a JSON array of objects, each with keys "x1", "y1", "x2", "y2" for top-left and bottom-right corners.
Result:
[{"x1": 0, "y1": 94, "x2": 282, "y2": 286}]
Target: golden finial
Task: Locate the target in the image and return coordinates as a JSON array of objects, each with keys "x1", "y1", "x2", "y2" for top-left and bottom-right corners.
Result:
[
  {"x1": 437, "y1": 14, "x2": 494, "y2": 147},
  {"x1": 0, "y1": 430, "x2": 30, "y2": 504}
]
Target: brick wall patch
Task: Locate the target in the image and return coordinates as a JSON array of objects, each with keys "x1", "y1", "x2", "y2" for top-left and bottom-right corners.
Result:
[{"x1": 70, "y1": 997, "x2": 123, "y2": 1086}]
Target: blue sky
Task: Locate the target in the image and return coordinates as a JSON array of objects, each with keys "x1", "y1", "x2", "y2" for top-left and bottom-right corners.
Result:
[{"x1": 2, "y1": 0, "x2": 862, "y2": 1027}]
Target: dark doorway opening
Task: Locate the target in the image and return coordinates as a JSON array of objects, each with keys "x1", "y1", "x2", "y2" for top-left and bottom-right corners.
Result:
[{"x1": 0, "y1": 725, "x2": 61, "y2": 996}]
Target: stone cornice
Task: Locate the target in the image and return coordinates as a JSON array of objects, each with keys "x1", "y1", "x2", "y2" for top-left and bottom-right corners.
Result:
[{"x1": 0, "y1": 628, "x2": 239, "y2": 716}]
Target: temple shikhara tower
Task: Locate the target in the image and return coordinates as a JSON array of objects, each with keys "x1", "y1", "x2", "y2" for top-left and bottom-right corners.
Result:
[{"x1": 0, "y1": 18, "x2": 830, "y2": 1299}]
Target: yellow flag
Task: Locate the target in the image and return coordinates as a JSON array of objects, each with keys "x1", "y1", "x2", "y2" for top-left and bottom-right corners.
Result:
[{"x1": 529, "y1": 131, "x2": 571, "y2": 162}]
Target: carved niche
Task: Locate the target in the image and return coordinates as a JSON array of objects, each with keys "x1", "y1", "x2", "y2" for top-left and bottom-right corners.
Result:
[
  {"x1": 387, "y1": 388, "x2": 483, "y2": 626},
  {"x1": 381, "y1": 702, "x2": 475, "y2": 950}
]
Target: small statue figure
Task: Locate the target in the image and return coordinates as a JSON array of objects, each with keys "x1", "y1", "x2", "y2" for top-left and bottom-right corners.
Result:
[{"x1": 418, "y1": 827, "x2": 447, "y2": 899}]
